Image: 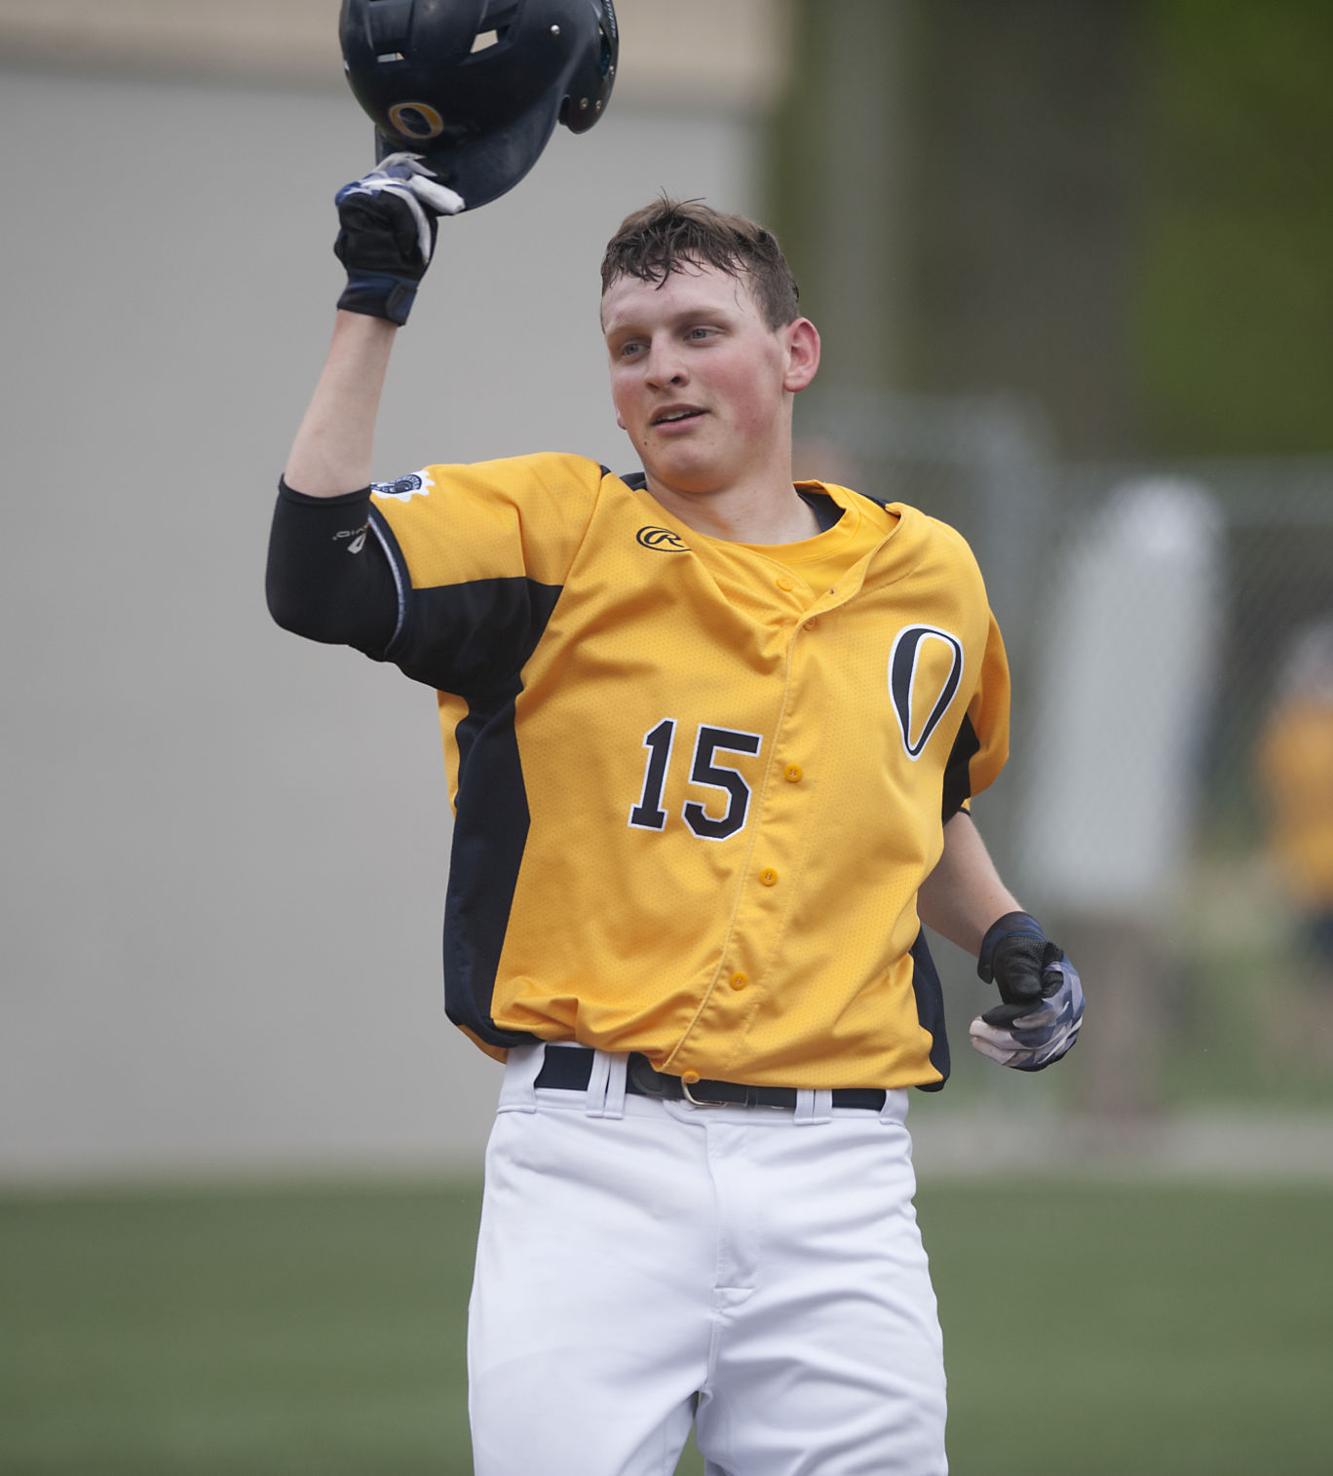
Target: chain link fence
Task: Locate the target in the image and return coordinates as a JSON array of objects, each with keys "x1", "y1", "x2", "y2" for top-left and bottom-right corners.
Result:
[{"x1": 801, "y1": 391, "x2": 1333, "y2": 1119}]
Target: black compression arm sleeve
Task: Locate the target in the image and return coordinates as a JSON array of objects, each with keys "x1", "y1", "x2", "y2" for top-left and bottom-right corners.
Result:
[{"x1": 265, "y1": 479, "x2": 399, "y2": 656}]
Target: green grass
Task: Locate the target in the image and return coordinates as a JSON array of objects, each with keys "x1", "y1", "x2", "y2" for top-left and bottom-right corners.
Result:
[
  {"x1": 922, "y1": 1181, "x2": 1332, "y2": 1476},
  {"x1": 1, "y1": 1183, "x2": 477, "y2": 1475},
  {"x1": 3, "y1": 1177, "x2": 1329, "y2": 1474}
]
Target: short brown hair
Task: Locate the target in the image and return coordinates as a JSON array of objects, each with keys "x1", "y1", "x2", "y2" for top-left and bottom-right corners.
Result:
[{"x1": 600, "y1": 196, "x2": 800, "y2": 330}]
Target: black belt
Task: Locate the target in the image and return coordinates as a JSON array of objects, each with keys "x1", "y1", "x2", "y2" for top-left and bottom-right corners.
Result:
[{"x1": 534, "y1": 1047, "x2": 887, "y2": 1111}]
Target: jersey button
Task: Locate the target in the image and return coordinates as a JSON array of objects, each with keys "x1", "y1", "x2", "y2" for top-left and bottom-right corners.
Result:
[
  {"x1": 804, "y1": 618, "x2": 818, "y2": 631},
  {"x1": 729, "y1": 971, "x2": 749, "y2": 991},
  {"x1": 784, "y1": 763, "x2": 803, "y2": 783},
  {"x1": 776, "y1": 575, "x2": 795, "y2": 592},
  {"x1": 681, "y1": 1069, "x2": 701, "y2": 1085},
  {"x1": 759, "y1": 867, "x2": 779, "y2": 887}
]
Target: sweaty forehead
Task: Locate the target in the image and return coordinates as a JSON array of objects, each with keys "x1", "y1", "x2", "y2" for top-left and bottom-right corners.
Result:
[{"x1": 600, "y1": 263, "x2": 756, "y2": 333}]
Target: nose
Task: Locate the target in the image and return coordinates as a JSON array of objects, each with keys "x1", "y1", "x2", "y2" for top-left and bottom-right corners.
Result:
[{"x1": 644, "y1": 337, "x2": 688, "y2": 389}]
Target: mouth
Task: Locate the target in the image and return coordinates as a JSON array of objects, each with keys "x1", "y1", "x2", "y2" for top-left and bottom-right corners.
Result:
[{"x1": 650, "y1": 406, "x2": 707, "y2": 428}]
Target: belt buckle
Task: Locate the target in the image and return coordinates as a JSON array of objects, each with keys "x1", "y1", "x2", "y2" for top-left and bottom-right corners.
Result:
[
  {"x1": 682, "y1": 1078, "x2": 791, "y2": 1110},
  {"x1": 680, "y1": 1076, "x2": 728, "y2": 1108}
]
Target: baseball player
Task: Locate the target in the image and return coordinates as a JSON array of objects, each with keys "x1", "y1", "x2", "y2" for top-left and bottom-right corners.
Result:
[{"x1": 267, "y1": 161, "x2": 1083, "y2": 1472}]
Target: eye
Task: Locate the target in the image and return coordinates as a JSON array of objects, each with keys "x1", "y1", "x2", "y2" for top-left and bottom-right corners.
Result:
[
  {"x1": 616, "y1": 339, "x2": 645, "y2": 359},
  {"x1": 686, "y1": 326, "x2": 715, "y2": 341}
]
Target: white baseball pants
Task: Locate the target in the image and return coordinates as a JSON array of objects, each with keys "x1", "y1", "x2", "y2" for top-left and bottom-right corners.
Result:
[{"x1": 467, "y1": 1044, "x2": 948, "y2": 1475}]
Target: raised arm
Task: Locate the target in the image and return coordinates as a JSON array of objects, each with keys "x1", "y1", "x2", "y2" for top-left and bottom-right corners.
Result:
[
  {"x1": 284, "y1": 312, "x2": 399, "y2": 496},
  {"x1": 284, "y1": 153, "x2": 463, "y2": 495},
  {"x1": 267, "y1": 157, "x2": 463, "y2": 648}
]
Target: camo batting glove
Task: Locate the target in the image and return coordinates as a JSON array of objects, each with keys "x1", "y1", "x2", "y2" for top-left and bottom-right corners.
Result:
[
  {"x1": 969, "y1": 911, "x2": 1084, "y2": 1071},
  {"x1": 333, "y1": 153, "x2": 464, "y2": 326}
]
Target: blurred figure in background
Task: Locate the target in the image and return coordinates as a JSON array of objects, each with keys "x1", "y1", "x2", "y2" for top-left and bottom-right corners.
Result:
[
  {"x1": 1017, "y1": 480, "x2": 1224, "y2": 1128},
  {"x1": 1258, "y1": 617, "x2": 1333, "y2": 1011}
]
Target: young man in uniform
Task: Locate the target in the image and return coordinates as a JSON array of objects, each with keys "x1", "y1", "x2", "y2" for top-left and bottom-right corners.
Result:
[{"x1": 267, "y1": 161, "x2": 1084, "y2": 1475}]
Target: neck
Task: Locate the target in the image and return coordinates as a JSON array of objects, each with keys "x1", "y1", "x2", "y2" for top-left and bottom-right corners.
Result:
[{"x1": 647, "y1": 476, "x2": 822, "y2": 545}]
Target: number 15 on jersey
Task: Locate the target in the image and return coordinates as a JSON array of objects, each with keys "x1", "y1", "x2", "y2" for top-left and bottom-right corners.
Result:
[{"x1": 629, "y1": 719, "x2": 763, "y2": 842}]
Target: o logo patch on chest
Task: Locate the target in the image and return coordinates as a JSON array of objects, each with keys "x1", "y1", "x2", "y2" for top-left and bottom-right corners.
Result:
[
  {"x1": 888, "y1": 625, "x2": 965, "y2": 759},
  {"x1": 636, "y1": 525, "x2": 688, "y2": 552}
]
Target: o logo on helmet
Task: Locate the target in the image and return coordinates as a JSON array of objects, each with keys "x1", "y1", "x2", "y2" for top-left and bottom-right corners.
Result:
[{"x1": 388, "y1": 101, "x2": 445, "y2": 140}]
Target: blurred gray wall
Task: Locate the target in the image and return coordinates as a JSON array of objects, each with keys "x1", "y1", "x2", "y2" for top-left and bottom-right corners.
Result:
[{"x1": 0, "y1": 40, "x2": 776, "y2": 1178}]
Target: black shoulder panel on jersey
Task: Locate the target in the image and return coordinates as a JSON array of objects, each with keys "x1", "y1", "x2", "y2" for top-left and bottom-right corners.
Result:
[
  {"x1": 941, "y1": 714, "x2": 981, "y2": 822},
  {"x1": 619, "y1": 470, "x2": 649, "y2": 490},
  {"x1": 442, "y1": 678, "x2": 544, "y2": 1050},
  {"x1": 908, "y1": 930, "x2": 951, "y2": 1091},
  {"x1": 432, "y1": 578, "x2": 563, "y2": 1048},
  {"x1": 390, "y1": 576, "x2": 564, "y2": 696}
]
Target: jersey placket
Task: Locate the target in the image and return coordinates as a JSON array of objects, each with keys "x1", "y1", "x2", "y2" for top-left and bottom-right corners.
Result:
[
  {"x1": 663, "y1": 533, "x2": 901, "y2": 1081},
  {"x1": 666, "y1": 590, "x2": 840, "y2": 1079}
]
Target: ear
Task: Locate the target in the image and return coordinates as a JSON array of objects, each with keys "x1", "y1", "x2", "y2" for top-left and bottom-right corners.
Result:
[{"x1": 782, "y1": 317, "x2": 821, "y2": 394}]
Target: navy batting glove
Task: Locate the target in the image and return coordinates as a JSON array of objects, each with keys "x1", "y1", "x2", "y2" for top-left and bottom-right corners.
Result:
[
  {"x1": 970, "y1": 911, "x2": 1084, "y2": 1071},
  {"x1": 333, "y1": 154, "x2": 464, "y2": 325}
]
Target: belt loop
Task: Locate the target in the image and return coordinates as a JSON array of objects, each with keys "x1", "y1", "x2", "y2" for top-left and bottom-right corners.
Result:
[
  {"x1": 582, "y1": 1049, "x2": 610, "y2": 1116},
  {"x1": 599, "y1": 1052, "x2": 628, "y2": 1120},
  {"x1": 498, "y1": 1041, "x2": 545, "y2": 1113},
  {"x1": 794, "y1": 1087, "x2": 833, "y2": 1126},
  {"x1": 878, "y1": 1088, "x2": 907, "y2": 1126}
]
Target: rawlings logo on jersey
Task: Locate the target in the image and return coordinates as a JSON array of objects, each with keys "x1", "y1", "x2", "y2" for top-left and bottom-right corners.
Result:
[
  {"x1": 636, "y1": 525, "x2": 688, "y2": 553},
  {"x1": 372, "y1": 471, "x2": 432, "y2": 502},
  {"x1": 888, "y1": 625, "x2": 965, "y2": 759}
]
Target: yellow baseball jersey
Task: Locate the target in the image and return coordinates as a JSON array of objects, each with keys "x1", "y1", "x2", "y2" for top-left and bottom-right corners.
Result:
[
  {"x1": 730, "y1": 491, "x2": 881, "y2": 601},
  {"x1": 367, "y1": 453, "x2": 1010, "y2": 1090}
]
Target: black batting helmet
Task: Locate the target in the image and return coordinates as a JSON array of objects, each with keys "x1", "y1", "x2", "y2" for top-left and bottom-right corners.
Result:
[{"x1": 339, "y1": 0, "x2": 619, "y2": 211}]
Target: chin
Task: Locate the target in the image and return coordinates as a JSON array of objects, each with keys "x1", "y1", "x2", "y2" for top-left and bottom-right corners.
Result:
[{"x1": 643, "y1": 450, "x2": 734, "y2": 497}]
